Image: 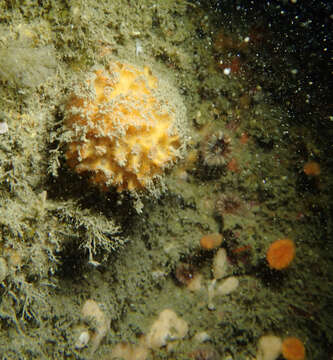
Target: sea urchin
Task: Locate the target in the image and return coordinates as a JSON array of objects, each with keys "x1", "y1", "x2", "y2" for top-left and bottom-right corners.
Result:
[{"x1": 201, "y1": 130, "x2": 232, "y2": 167}]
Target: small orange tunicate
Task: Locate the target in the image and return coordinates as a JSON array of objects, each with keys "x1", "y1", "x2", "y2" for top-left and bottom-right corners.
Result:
[
  {"x1": 266, "y1": 238, "x2": 295, "y2": 270},
  {"x1": 282, "y1": 337, "x2": 305, "y2": 360},
  {"x1": 303, "y1": 161, "x2": 320, "y2": 176},
  {"x1": 200, "y1": 233, "x2": 223, "y2": 250}
]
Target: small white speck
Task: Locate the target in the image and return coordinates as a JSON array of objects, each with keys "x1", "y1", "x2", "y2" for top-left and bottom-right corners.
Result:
[
  {"x1": 75, "y1": 331, "x2": 90, "y2": 349},
  {"x1": 135, "y1": 39, "x2": 143, "y2": 57},
  {"x1": 223, "y1": 68, "x2": 231, "y2": 75},
  {"x1": 0, "y1": 122, "x2": 8, "y2": 134}
]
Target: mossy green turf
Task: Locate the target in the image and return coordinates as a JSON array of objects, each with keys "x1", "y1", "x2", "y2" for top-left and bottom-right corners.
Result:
[{"x1": 0, "y1": 0, "x2": 332, "y2": 359}]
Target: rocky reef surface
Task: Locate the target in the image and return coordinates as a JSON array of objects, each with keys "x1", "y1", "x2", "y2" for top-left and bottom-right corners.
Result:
[{"x1": 0, "y1": 1, "x2": 332, "y2": 359}]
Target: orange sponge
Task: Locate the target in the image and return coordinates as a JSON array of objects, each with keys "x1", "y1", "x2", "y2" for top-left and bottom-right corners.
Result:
[{"x1": 65, "y1": 62, "x2": 186, "y2": 193}]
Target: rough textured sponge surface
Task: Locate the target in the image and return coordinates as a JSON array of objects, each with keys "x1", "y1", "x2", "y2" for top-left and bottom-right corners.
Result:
[{"x1": 65, "y1": 62, "x2": 187, "y2": 192}]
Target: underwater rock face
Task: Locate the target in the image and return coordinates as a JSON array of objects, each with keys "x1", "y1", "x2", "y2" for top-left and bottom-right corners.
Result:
[
  {"x1": 64, "y1": 62, "x2": 187, "y2": 193},
  {"x1": 0, "y1": 43, "x2": 57, "y2": 88},
  {"x1": 0, "y1": 0, "x2": 331, "y2": 358}
]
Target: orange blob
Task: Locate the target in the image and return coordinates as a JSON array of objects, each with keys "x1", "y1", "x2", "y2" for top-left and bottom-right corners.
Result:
[
  {"x1": 240, "y1": 132, "x2": 250, "y2": 144},
  {"x1": 303, "y1": 161, "x2": 320, "y2": 176},
  {"x1": 266, "y1": 238, "x2": 295, "y2": 270},
  {"x1": 227, "y1": 158, "x2": 239, "y2": 172},
  {"x1": 200, "y1": 233, "x2": 223, "y2": 250},
  {"x1": 282, "y1": 337, "x2": 305, "y2": 360},
  {"x1": 232, "y1": 245, "x2": 251, "y2": 254}
]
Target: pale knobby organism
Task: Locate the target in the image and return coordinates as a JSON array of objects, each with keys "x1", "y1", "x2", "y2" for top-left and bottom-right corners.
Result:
[{"x1": 75, "y1": 299, "x2": 110, "y2": 354}]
